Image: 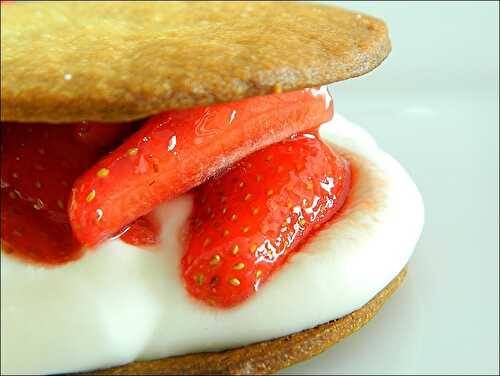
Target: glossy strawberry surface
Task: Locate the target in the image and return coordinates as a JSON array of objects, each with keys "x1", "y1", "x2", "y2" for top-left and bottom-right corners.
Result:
[
  {"x1": 69, "y1": 89, "x2": 333, "y2": 247},
  {"x1": 182, "y1": 133, "x2": 350, "y2": 308},
  {"x1": 0, "y1": 122, "x2": 137, "y2": 264}
]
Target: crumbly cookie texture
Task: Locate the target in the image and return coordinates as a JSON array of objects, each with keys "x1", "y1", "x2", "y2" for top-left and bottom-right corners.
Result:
[
  {"x1": 85, "y1": 267, "x2": 406, "y2": 375},
  {"x1": 1, "y1": 1, "x2": 390, "y2": 123}
]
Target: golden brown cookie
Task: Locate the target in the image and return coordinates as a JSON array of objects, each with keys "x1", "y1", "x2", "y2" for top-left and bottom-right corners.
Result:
[
  {"x1": 1, "y1": 1, "x2": 390, "y2": 124},
  {"x1": 84, "y1": 267, "x2": 406, "y2": 375}
]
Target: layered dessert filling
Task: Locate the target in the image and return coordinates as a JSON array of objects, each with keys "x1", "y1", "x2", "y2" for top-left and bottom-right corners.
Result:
[
  {"x1": 0, "y1": 89, "x2": 424, "y2": 374},
  {"x1": 2, "y1": 88, "x2": 349, "y2": 308}
]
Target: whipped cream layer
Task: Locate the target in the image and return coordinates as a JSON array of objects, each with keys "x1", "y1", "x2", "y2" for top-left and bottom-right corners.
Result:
[{"x1": 0, "y1": 115, "x2": 424, "y2": 375}]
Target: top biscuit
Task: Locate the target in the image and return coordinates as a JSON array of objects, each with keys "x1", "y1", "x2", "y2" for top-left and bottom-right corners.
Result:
[{"x1": 0, "y1": 1, "x2": 390, "y2": 123}]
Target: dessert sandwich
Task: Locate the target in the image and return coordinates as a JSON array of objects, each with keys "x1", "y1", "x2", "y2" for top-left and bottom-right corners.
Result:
[{"x1": 0, "y1": 2, "x2": 424, "y2": 375}]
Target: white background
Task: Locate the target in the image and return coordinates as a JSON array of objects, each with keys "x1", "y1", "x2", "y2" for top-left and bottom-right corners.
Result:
[{"x1": 281, "y1": 2, "x2": 499, "y2": 374}]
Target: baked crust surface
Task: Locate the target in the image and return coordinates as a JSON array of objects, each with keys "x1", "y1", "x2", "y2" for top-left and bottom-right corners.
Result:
[
  {"x1": 1, "y1": 1, "x2": 390, "y2": 123},
  {"x1": 85, "y1": 267, "x2": 406, "y2": 375}
]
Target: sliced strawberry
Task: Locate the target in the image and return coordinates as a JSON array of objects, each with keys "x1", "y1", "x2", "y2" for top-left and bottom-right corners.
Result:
[
  {"x1": 181, "y1": 133, "x2": 350, "y2": 308},
  {"x1": 118, "y1": 214, "x2": 161, "y2": 247},
  {"x1": 72, "y1": 121, "x2": 136, "y2": 149},
  {"x1": 69, "y1": 88, "x2": 333, "y2": 247},
  {"x1": 0, "y1": 122, "x2": 136, "y2": 265}
]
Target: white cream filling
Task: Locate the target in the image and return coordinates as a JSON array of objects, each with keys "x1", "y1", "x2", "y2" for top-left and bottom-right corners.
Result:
[{"x1": 0, "y1": 114, "x2": 424, "y2": 375}]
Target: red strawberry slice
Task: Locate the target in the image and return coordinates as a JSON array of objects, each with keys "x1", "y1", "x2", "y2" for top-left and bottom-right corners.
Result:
[
  {"x1": 72, "y1": 121, "x2": 136, "y2": 149},
  {"x1": 119, "y1": 213, "x2": 161, "y2": 247},
  {"x1": 181, "y1": 133, "x2": 350, "y2": 308},
  {"x1": 0, "y1": 122, "x2": 135, "y2": 265},
  {"x1": 69, "y1": 88, "x2": 333, "y2": 247}
]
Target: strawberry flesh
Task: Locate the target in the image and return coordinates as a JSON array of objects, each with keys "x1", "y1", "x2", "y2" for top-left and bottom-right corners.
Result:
[
  {"x1": 182, "y1": 133, "x2": 350, "y2": 308},
  {"x1": 119, "y1": 214, "x2": 161, "y2": 247},
  {"x1": 69, "y1": 89, "x2": 333, "y2": 247},
  {"x1": 0, "y1": 122, "x2": 138, "y2": 265}
]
